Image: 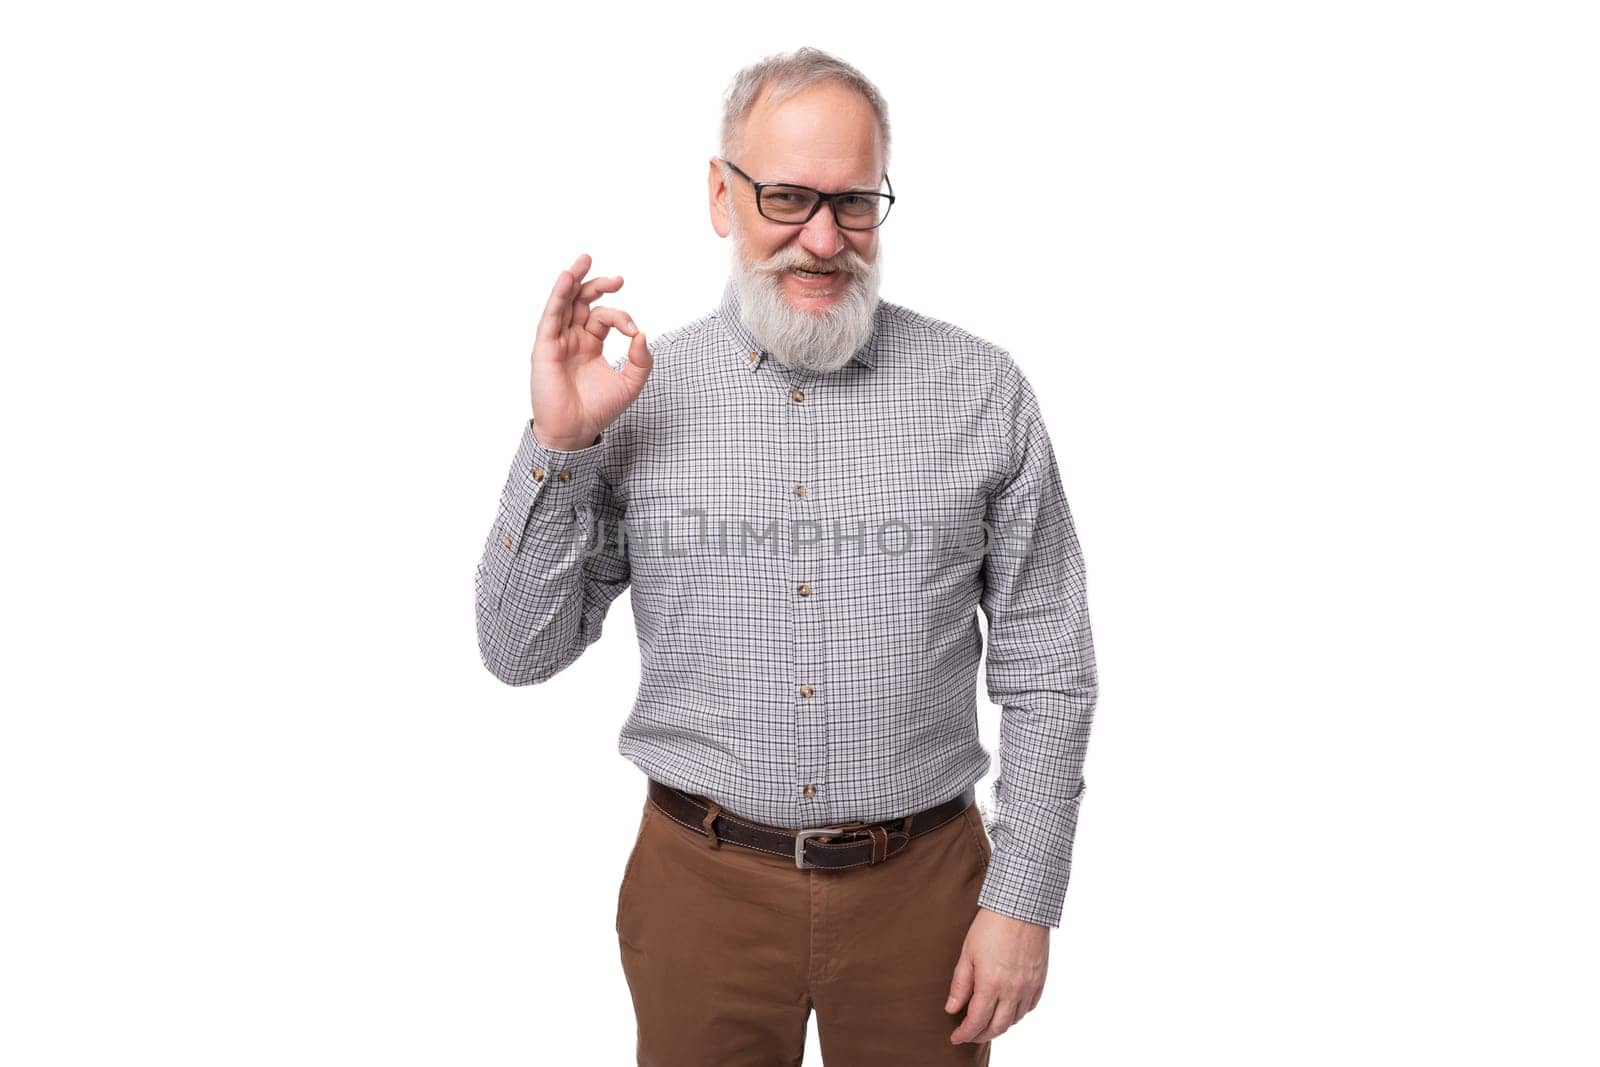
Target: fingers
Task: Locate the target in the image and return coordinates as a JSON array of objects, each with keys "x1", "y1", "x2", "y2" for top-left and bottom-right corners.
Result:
[
  {"x1": 617, "y1": 325, "x2": 653, "y2": 396},
  {"x1": 950, "y1": 987, "x2": 997, "y2": 1045},
  {"x1": 583, "y1": 310, "x2": 654, "y2": 400},
  {"x1": 945, "y1": 958, "x2": 974, "y2": 1015},
  {"x1": 536, "y1": 254, "x2": 623, "y2": 345},
  {"x1": 535, "y1": 266, "x2": 578, "y2": 347},
  {"x1": 568, "y1": 305, "x2": 653, "y2": 399},
  {"x1": 971, "y1": 997, "x2": 1020, "y2": 1043},
  {"x1": 577, "y1": 273, "x2": 623, "y2": 306},
  {"x1": 555, "y1": 252, "x2": 596, "y2": 322},
  {"x1": 571, "y1": 273, "x2": 621, "y2": 328},
  {"x1": 588, "y1": 325, "x2": 651, "y2": 400},
  {"x1": 954, "y1": 983, "x2": 1041, "y2": 1043},
  {"x1": 582, "y1": 305, "x2": 638, "y2": 343}
]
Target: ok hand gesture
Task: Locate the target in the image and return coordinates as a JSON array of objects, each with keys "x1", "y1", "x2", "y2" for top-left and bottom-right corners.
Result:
[{"x1": 529, "y1": 253, "x2": 653, "y2": 450}]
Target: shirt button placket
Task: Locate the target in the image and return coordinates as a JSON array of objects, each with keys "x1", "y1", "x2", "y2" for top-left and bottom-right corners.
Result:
[{"x1": 788, "y1": 371, "x2": 827, "y2": 819}]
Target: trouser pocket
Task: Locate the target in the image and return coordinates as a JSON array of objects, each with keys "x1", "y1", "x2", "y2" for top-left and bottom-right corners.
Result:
[
  {"x1": 616, "y1": 799, "x2": 655, "y2": 944},
  {"x1": 960, "y1": 804, "x2": 992, "y2": 878}
]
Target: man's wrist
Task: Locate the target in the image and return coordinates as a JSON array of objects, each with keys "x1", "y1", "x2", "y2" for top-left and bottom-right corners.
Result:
[{"x1": 530, "y1": 419, "x2": 600, "y2": 452}]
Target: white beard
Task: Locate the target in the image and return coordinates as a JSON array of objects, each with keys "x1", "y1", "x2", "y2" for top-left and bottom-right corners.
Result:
[{"x1": 727, "y1": 211, "x2": 883, "y2": 375}]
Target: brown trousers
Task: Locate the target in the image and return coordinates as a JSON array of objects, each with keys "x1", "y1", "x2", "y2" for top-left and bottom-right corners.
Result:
[{"x1": 615, "y1": 787, "x2": 995, "y2": 1066}]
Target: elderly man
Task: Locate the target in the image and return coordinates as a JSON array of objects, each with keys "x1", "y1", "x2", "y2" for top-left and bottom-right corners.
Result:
[{"x1": 475, "y1": 46, "x2": 1098, "y2": 1064}]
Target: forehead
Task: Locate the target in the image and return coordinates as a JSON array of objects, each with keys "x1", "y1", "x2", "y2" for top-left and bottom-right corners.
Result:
[{"x1": 739, "y1": 80, "x2": 884, "y2": 190}]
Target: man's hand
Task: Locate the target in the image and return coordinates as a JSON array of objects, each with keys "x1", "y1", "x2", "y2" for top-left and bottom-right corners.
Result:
[
  {"x1": 945, "y1": 906, "x2": 1050, "y2": 1045},
  {"x1": 529, "y1": 252, "x2": 653, "y2": 451}
]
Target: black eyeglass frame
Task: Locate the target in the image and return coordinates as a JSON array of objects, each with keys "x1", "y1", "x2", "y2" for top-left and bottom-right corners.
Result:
[{"x1": 719, "y1": 158, "x2": 895, "y2": 231}]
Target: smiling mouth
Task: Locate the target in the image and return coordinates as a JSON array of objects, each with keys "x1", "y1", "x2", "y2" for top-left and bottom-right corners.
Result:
[{"x1": 791, "y1": 267, "x2": 840, "y2": 278}]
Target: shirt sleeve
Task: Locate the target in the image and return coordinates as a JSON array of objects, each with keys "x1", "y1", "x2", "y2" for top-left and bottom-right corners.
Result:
[
  {"x1": 975, "y1": 367, "x2": 1099, "y2": 928},
  {"x1": 474, "y1": 417, "x2": 631, "y2": 685}
]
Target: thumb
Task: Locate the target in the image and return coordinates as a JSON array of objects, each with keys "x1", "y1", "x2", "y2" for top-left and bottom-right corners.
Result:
[
  {"x1": 945, "y1": 956, "x2": 974, "y2": 1014},
  {"x1": 618, "y1": 327, "x2": 653, "y2": 397}
]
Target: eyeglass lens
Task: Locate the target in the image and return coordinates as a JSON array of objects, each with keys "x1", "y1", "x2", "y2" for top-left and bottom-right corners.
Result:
[{"x1": 759, "y1": 187, "x2": 889, "y2": 229}]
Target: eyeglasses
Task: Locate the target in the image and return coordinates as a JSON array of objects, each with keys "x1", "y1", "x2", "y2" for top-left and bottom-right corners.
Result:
[{"x1": 720, "y1": 158, "x2": 895, "y2": 231}]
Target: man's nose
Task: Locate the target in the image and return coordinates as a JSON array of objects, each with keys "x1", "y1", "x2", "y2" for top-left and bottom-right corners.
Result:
[{"x1": 796, "y1": 204, "x2": 846, "y2": 262}]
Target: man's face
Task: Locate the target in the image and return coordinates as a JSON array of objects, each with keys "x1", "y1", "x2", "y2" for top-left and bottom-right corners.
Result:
[{"x1": 710, "y1": 80, "x2": 886, "y2": 373}]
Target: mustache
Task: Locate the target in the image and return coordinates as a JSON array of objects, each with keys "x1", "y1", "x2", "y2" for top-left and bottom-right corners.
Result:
[{"x1": 757, "y1": 250, "x2": 864, "y2": 275}]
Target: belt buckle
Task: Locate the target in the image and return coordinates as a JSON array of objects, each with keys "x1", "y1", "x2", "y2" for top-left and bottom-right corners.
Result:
[{"x1": 794, "y1": 822, "x2": 868, "y2": 869}]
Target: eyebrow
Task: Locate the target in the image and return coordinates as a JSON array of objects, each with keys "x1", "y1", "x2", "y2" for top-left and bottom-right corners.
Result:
[{"x1": 776, "y1": 178, "x2": 882, "y2": 194}]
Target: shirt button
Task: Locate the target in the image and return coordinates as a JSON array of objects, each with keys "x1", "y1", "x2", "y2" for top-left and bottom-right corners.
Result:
[
  {"x1": 797, "y1": 583, "x2": 811, "y2": 596},
  {"x1": 794, "y1": 484, "x2": 806, "y2": 497},
  {"x1": 803, "y1": 784, "x2": 816, "y2": 798},
  {"x1": 799, "y1": 684, "x2": 814, "y2": 698},
  {"x1": 790, "y1": 387, "x2": 805, "y2": 403},
  {"x1": 747, "y1": 351, "x2": 759, "y2": 363},
  {"x1": 502, "y1": 536, "x2": 514, "y2": 548},
  {"x1": 558, "y1": 470, "x2": 572, "y2": 482},
  {"x1": 532, "y1": 468, "x2": 545, "y2": 481}
]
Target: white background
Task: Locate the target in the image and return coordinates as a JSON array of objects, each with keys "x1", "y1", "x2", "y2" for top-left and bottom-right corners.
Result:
[{"x1": 3, "y1": 1, "x2": 1596, "y2": 1063}]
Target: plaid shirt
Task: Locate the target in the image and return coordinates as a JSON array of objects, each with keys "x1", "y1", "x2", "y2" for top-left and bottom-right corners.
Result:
[{"x1": 475, "y1": 280, "x2": 1098, "y2": 927}]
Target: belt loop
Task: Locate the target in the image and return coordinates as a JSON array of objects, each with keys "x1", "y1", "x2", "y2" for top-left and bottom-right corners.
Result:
[
  {"x1": 902, "y1": 812, "x2": 915, "y2": 837},
  {"x1": 867, "y1": 825, "x2": 888, "y2": 864},
  {"x1": 701, "y1": 800, "x2": 723, "y2": 849}
]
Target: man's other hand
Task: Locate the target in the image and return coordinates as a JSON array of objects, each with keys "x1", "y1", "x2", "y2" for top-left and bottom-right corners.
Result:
[{"x1": 944, "y1": 906, "x2": 1050, "y2": 1045}]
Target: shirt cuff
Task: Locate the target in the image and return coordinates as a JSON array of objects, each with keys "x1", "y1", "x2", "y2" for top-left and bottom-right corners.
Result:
[
  {"x1": 975, "y1": 780, "x2": 1087, "y2": 928},
  {"x1": 514, "y1": 417, "x2": 607, "y2": 508}
]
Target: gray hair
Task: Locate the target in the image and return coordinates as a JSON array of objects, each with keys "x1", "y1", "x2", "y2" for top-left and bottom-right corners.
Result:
[{"x1": 719, "y1": 46, "x2": 892, "y2": 175}]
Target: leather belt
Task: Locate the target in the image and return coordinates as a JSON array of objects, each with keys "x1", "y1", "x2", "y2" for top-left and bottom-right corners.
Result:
[{"x1": 646, "y1": 778, "x2": 976, "y2": 870}]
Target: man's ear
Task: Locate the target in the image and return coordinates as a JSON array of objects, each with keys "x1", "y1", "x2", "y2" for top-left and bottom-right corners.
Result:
[{"x1": 708, "y1": 156, "x2": 731, "y2": 238}]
